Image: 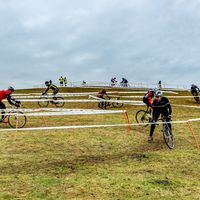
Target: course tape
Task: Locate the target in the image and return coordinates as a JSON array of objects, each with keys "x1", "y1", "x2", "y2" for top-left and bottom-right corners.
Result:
[
  {"x1": 7, "y1": 98, "x2": 144, "y2": 104},
  {"x1": 0, "y1": 117, "x2": 199, "y2": 132},
  {"x1": 121, "y1": 96, "x2": 198, "y2": 99},
  {"x1": 12, "y1": 90, "x2": 179, "y2": 97},
  {"x1": 89, "y1": 95, "x2": 144, "y2": 104},
  {"x1": 0, "y1": 109, "x2": 126, "y2": 116},
  {"x1": 172, "y1": 104, "x2": 200, "y2": 109},
  {"x1": 0, "y1": 108, "x2": 125, "y2": 113}
]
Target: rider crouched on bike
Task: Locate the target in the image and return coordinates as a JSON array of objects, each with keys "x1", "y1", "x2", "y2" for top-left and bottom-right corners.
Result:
[
  {"x1": 148, "y1": 90, "x2": 172, "y2": 143},
  {"x1": 143, "y1": 89, "x2": 155, "y2": 117},
  {"x1": 120, "y1": 78, "x2": 128, "y2": 87},
  {"x1": 43, "y1": 81, "x2": 59, "y2": 99},
  {"x1": 111, "y1": 77, "x2": 117, "y2": 87},
  {"x1": 190, "y1": 84, "x2": 200, "y2": 98},
  {"x1": 96, "y1": 89, "x2": 110, "y2": 109},
  {"x1": 0, "y1": 86, "x2": 20, "y2": 123}
]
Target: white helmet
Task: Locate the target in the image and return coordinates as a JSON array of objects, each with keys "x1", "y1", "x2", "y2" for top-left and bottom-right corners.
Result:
[{"x1": 155, "y1": 90, "x2": 163, "y2": 97}]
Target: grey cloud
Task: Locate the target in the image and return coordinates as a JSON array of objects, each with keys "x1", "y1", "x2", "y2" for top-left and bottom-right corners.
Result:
[{"x1": 0, "y1": 0, "x2": 200, "y2": 88}]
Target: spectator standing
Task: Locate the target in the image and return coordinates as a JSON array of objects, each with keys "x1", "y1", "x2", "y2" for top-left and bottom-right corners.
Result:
[{"x1": 59, "y1": 76, "x2": 64, "y2": 86}]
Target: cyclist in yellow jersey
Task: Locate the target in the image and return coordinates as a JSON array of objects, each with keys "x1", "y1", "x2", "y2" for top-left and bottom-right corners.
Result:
[{"x1": 43, "y1": 81, "x2": 59, "y2": 96}]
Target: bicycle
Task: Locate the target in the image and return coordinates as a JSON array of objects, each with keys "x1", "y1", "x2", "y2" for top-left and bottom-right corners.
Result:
[
  {"x1": 161, "y1": 116, "x2": 174, "y2": 149},
  {"x1": 120, "y1": 82, "x2": 129, "y2": 87},
  {"x1": 98, "y1": 97, "x2": 124, "y2": 109},
  {"x1": 191, "y1": 90, "x2": 200, "y2": 103},
  {"x1": 1, "y1": 103, "x2": 27, "y2": 128},
  {"x1": 38, "y1": 94, "x2": 65, "y2": 108},
  {"x1": 135, "y1": 108, "x2": 152, "y2": 127}
]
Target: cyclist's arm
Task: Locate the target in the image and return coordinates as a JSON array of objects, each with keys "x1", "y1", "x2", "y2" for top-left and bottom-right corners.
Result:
[
  {"x1": 105, "y1": 93, "x2": 110, "y2": 99},
  {"x1": 43, "y1": 87, "x2": 49, "y2": 95},
  {"x1": 165, "y1": 99, "x2": 172, "y2": 115},
  {"x1": 168, "y1": 103, "x2": 172, "y2": 115},
  {"x1": 7, "y1": 95, "x2": 16, "y2": 105}
]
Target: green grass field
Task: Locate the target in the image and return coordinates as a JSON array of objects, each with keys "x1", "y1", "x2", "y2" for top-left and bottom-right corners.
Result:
[{"x1": 0, "y1": 87, "x2": 199, "y2": 200}]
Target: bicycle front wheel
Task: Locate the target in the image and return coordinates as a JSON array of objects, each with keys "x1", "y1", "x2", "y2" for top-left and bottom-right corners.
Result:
[
  {"x1": 54, "y1": 97, "x2": 65, "y2": 107},
  {"x1": 8, "y1": 111, "x2": 27, "y2": 128},
  {"x1": 38, "y1": 97, "x2": 49, "y2": 107},
  {"x1": 135, "y1": 110, "x2": 149, "y2": 127},
  {"x1": 163, "y1": 124, "x2": 174, "y2": 149},
  {"x1": 112, "y1": 98, "x2": 124, "y2": 108}
]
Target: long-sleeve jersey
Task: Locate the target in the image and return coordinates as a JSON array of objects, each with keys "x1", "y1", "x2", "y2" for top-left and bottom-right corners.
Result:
[
  {"x1": 191, "y1": 85, "x2": 199, "y2": 93},
  {"x1": 0, "y1": 90, "x2": 15, "y2": 105},
  {"x1": 97, "y1": 91, "x2": 109, "y2": 99},
  {"x1": 143, "y1": 90, "x2": 154, "y2": 107},
  {"x1": 152, "y1": 96, "x2": 172, "y2": 116},
  {"x1": 44, "y1": 84, "x2": 59, "y2": 94}
]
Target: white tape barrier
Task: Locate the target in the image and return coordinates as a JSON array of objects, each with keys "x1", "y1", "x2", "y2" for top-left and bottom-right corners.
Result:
[
  {"x1": 121, "y1": 96, "x2": 197, "y2": 99},
  {"x1": 14, "y1": 92, "x2": 122, "y2": 97},
  {"x1": 0, "y1": 108, "x2": 124, "y2": 113},
  {"x1": 0, "y1": 109, "x2": 126, "y2": 116},
  {"x1": 8, "y1": 98, "x2": 144, "y2": 104},
  {"x1": 0, "y1": 117, "x2": 199, "y2": 132},
  {"x1": 172, "y1": 104, "x2": 200, "y2": 109},
  {"x1": 89, "y1": 95, "x2": 144, "y2": 104},
  {"x1": 14, "y1": 95, "x2": 91, "y2": 98},
  {"x1": 13, "y1": 90, "x2": 179, "y2": 97}
]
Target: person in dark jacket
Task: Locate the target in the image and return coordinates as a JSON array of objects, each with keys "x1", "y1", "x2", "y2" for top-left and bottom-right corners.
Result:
[{"x1": 148, "y1": 90, "x2": 172, "y2": 143}]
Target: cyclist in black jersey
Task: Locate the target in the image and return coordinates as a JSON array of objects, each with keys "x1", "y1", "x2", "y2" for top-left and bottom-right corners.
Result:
[
  {"x1": 43, "y1": 81, "x2": 59, "y2": 96},
  {"x1": 148, "y1": 90, "x2": 172, "y2": 143}
]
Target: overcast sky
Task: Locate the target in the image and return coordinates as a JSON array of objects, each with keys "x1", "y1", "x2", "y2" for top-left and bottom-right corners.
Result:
[{"x1": 0, "y1": 0, "x2": 200, "y2": 88}]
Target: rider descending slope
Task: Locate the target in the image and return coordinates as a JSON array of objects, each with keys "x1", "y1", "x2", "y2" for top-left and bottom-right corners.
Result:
[{"x1": 148, "y1": 90, "x2": 172, "y2": 143}]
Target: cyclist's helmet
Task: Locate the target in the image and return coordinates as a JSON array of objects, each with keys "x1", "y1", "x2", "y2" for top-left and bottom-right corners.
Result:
[
  {"x1": 8, "y1": 86, "x2": 14, "y2": 92},
  {"x1": 148, "y1": 89, "x2": 155, "y2": 94},
  {"x1": 155, "y1": 90, "x2": 163, "y2": 97},
  {"x1": 102, "y1": 89, "x2": 106, "y2": 94},
  {"x1": 45, "y1": 81, "x2": 50, "y2": 86}
]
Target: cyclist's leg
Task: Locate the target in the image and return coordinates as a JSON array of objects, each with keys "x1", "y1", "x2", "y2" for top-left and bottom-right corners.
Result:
[
  {"x1": 150, "y1": 112, "x2": 160, "y2": 137},
  {"x1": 0, "y1": 102, "x2": 6, "y2": 120},
  {"x1": 103, "y1": 98, "x2": 107, "y2": 109},
  {"x1": 53, "y1": 89, "x2": 59, "y2": 100}
]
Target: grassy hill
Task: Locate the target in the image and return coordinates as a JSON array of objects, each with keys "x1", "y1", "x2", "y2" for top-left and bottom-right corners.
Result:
[{"x1": 0, "y1": 87, "x2": 199, "y2": 199}]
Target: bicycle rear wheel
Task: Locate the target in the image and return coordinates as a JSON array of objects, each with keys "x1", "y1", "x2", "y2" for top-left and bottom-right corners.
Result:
[
  {"x1": 8, "y1": 111, "x2": 27, "y2": 128},
  {"x1": 98, "y1": 101, "x2": 107, "y2": 109},
  {"x1": 54, "y1": 97, "x2": 65, "y2": 107},
  {"x1": 163, "y1": 124, "x2": 174, "y2": 149},
  {"x1": 135, "y1": 110, "x2": 149, "y2": 127},
  {"x1": 112, "y1": 102, "x2": 123, "y2": 108},
  {"x1": 112, "y1": 98, "x2": 123, "y2": 108},
  {"x1": 192, "y1": 91, "x2": 200, "y2": 102},
  {"x1": 38, "y1": 97, "x2": 49, "y2": 107}
]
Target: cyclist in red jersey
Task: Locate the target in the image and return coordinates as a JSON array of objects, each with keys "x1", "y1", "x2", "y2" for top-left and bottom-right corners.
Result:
[
  {"x1": 0, "y1": 86, "x2": 20, "y2": 123},
  {"x1": 97, "y1": 89, "x2": 110, "y2": 109},
  {"x1": 143, "y1": 89, "x2": 156, "y2": 115}
]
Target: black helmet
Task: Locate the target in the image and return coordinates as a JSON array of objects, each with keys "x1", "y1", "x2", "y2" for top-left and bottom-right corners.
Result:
[
  {"x1": 45, "y1": 81, "x2": 50, "y2": 86},
  {"x1": 8, "y1": 86, "x2": 14, "y2": 92}
]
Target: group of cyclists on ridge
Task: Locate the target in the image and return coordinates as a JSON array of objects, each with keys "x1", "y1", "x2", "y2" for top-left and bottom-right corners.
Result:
[{"x1": 110, "y1": 77, "x2": 129, "y2": 87}]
